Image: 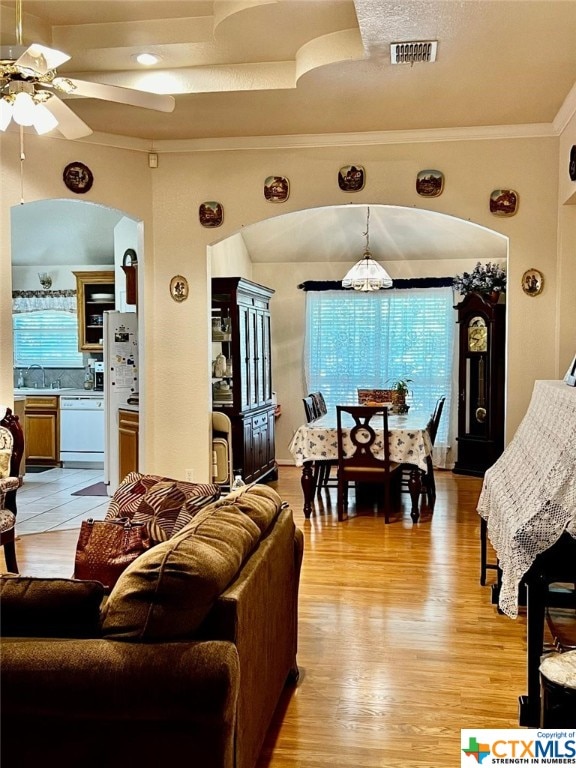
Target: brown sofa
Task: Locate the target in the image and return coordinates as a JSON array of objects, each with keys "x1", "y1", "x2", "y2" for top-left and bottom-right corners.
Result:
[{"x1": 0, "y1": 484, "x2": 303, "y2": 768}]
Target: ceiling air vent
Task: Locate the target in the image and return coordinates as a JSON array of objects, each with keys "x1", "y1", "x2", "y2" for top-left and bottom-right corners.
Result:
[{"x1": 390, "y1": 41, "x2": 437, "y2": 65}]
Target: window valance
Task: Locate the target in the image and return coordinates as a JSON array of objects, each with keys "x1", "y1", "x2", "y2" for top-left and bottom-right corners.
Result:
[
  {"x1": 297, "y1": 277, "x2": 454, "y2": 291},
  {"x1": 12, "y1": 290, "x2": 77, "y2": 314}
]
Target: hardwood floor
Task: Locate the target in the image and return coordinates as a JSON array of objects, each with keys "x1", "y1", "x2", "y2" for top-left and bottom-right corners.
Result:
[{"x1": 12, "y1": 466, "x2": 531, "y2": 765}]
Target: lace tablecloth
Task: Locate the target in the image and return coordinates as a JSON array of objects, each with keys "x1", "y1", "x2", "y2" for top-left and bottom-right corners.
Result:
[
  {"x1": 477, "y1": 380, "x2": 576, "y2": 617},
  {"x1": 288, "y1": 409, "x2": 433, "y2": 472}
]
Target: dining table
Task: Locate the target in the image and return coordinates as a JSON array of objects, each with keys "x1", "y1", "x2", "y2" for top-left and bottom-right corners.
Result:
[{"x1": 288, "y1": 407, "x2": 434, "y2": 521}]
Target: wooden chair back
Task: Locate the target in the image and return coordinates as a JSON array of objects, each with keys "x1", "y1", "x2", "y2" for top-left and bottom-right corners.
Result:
[
  {"x1": 336, "y1": 405, "x2": 392, "y2": 474},
  {"x1": 428, "y1": 396, "x2": 446, "y2": 445},
  {"x1": 336, "y1": 405, "x2": 401, "y2": 523}
]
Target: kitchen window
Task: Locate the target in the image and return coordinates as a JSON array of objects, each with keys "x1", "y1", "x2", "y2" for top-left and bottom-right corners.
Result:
[{"x1": 13, "y1": 310, "x2": 84, "y2": 368}]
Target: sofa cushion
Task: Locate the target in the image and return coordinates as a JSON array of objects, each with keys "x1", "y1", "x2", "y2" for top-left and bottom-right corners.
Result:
[
  {"x1": 0, "y1": 575, "x2": 105, "y2": 638},
  {"x1": 100, "y1": 503, "x2": 262, "y2": 641},
  {"x1": 211, "y1": 484, "x2": 283, "y2": 534}
]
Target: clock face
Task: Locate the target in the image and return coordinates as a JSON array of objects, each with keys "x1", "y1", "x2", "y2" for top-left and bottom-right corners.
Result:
[{"x1": 467, "y1": 316, "x2": 487, "y2": 352}]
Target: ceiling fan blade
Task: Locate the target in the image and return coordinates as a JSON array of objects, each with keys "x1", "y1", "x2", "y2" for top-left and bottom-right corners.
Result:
[
  {"x1": 64, "y1": 78, "x2": 175, "y2": 113},
  {"x1": 15, "y1": 44, "x2": 70, "y2": 76},
  {"x1": 44, "y1": 95, "x2": 93, "y2": 140}
]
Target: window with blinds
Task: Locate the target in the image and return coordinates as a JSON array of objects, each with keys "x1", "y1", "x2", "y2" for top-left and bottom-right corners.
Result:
[
  {"x1": 13, "y1": 310, "x2": 84, "y2": 368},
  {"x1": 304, "y1": 287, "x2": 455, "y2": 443}
]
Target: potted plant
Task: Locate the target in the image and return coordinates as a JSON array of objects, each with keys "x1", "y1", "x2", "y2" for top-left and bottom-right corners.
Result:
[
  {"x1": 453, "y1": 261, "x2": 507, "y2": 301},
  {"x1": 387, "y1": 377, "x2": 413, "y2": 414}
]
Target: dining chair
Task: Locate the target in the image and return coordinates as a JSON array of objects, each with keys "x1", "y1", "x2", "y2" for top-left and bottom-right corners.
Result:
[
  {"x1": 336, "y1": 405, "x2": 401, "y2": 523},
  {"x1": 399, "y1": 395, "x2": 445, "y2": 510},
  {"x1": 302, "y1": 395, "x2": 337, "y2": 495},
  {"x1": 0, "y1": 406, "x2": 25, "y2": 573}
]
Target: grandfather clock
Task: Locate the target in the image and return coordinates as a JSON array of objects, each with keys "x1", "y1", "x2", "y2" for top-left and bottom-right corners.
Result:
[{"x1": 453, "y1": 292, "x2": 506, "y2": 476}]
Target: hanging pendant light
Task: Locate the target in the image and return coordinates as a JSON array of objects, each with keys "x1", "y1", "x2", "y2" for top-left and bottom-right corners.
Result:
[{"x1": 342, "y1": 207, "x2": 393, "y2": 291}]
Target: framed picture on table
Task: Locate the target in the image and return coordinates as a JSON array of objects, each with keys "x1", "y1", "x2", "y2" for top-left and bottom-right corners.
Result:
[{"x1": 564, "y1": 353, "x2": 576, "y2": 387}]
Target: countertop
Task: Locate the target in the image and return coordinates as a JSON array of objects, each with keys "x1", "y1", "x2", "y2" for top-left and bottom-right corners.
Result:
[{"x1": 15, "y1": 388, "x2": 104, "y2": 398}]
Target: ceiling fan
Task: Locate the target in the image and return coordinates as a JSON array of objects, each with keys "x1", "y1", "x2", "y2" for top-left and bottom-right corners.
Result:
[{"x1": 0, "y1": 0, "x2": 175, "y2": 139}]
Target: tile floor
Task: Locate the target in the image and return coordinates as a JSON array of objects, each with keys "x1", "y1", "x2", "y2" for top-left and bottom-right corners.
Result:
[{"x1": 15, "y1": 467, "x2": 110, "y2": 536}]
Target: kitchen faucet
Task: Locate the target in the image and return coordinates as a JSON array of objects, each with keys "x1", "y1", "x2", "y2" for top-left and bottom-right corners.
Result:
[{"x1": 26, "y1": 364, "x2": 46, "y2": 389}]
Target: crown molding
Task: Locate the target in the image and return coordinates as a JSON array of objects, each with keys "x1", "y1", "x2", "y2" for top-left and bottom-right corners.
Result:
[
  {"x1": 76, "y1": 122, "x2": 557, "y2": 154},
  {"x1": 28, "y1": 121, "x2": 559, "y2": 155}
]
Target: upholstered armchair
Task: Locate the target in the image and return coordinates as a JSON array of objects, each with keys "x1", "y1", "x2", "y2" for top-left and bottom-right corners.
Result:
[{"x1": 0, "y1": 407, "x2": 25, "y2": 573}]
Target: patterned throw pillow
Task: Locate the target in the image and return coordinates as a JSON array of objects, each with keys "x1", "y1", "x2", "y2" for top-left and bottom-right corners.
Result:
[
  {"x1": 132, "y1": 481, "x2": 187, "y2": 542},
  {"x1": 105, "y1": 472, "x2": 221, "y2": 540},
  {"x1": 105, "y1": 472, "x2": 159, "y2": 520}
]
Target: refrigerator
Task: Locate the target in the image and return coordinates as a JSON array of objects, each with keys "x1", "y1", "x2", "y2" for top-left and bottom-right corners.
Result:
[{"x1": 103, "y1": 311, "x2": 138, "y2": 495}]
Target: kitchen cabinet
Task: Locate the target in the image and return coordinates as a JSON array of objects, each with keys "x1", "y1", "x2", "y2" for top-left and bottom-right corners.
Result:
[
  {"x1": 74, "y1": 270, "x2": 115, "y2": 352},
  {"x1": 212, "y1": 277, "x2": 276, "y2": 484},
  {"x1": 118, "y1": 408, "x2": 139, "y2": 481},
  {"x1": 25, "y1": 396, "x2": 59, "y2": 466}
]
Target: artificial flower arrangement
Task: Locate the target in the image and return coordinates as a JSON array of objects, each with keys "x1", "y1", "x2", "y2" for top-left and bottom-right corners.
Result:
[{"x1": 453, "y1": 261, "x2": 507, "y2": 295}]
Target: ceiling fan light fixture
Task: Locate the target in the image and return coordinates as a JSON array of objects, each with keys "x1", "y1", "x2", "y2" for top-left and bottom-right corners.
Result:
[
  {"x1": 32, "y1": 102, "x2": 58, "y2": 134},
  {"x1": 12, "y1": 90, "x2": 35, "y2": 125},
  {"x1": 342, "y1": 207, "x2": 393, "y2": 292},
  {"x1": 0, "y1": 98, "x2": 13, "y2": 130}
]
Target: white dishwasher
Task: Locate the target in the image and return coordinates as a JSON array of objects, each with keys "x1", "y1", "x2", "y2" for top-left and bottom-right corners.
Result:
[{"x1": 60, "y1": 396, "x2": 105, "y2": 467}]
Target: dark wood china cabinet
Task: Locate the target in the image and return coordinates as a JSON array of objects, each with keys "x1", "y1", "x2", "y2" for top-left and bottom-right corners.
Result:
[{"x1": 211, "y1": 277, "x2": 276, "y2": 484}]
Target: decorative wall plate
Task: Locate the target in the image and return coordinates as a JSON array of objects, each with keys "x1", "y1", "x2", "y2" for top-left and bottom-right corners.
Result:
[
  {"x1": 521, "y1": 268, "x2": 543, "y2": 296},
  {"x1": 569, "y1": 145, "x2": 576, "y2": 182},
  {"x1": 338, "y1": 165, "x2": 365, "y2": 192},
  {"x1": 416, "y1": 170, "x2": 444, "y2": 197},
  {"x1": 63, "y1": 161, "x2": 93, "y2": 194},
  {"x1": 489, "y1": 189, "x2": 519, "y2": 216},
  {"x1": 199, "y1": 201, "x2": 223, "y2": 227},
  {"x1": 170, "y1": 275, "x2": 189, "y2": 302},
  {"x1": 264, "y1": 176, "x2": 289, "y2": 202}
]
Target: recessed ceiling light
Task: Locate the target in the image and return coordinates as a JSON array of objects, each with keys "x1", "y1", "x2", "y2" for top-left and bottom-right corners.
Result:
[{"x1": 134, "y1": 53, "x2": 161, "y2": 66}]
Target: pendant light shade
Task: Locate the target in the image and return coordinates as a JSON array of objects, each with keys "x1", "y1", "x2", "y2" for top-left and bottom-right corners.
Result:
[{"x1": 342, "y1": 207, "x2": 393, "y2": 291}]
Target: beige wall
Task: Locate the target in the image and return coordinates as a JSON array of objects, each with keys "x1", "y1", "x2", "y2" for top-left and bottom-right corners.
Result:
[
  {"x1": 1, "y1": 127, "x2": 574, "y2": 481},
  {"x1": 557, "y1": 107, "x2": 576, "y2": 376}
]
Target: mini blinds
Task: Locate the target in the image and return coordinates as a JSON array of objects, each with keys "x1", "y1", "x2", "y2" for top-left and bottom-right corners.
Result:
[
  {"x1": 304, "y1": 287, "x2": 455, "y2": 442},
  {"x1": 13, "y1": 310, "x2": 84, "y2": 368}
]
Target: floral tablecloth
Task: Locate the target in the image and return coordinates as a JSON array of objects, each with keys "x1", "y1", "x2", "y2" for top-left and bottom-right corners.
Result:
[
  {"x1": 288, "y1": 410, "x2": 433, "y2": 472},
  {"x1": 477, "y1": 380, "x2": 576, "y2": 618}
]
